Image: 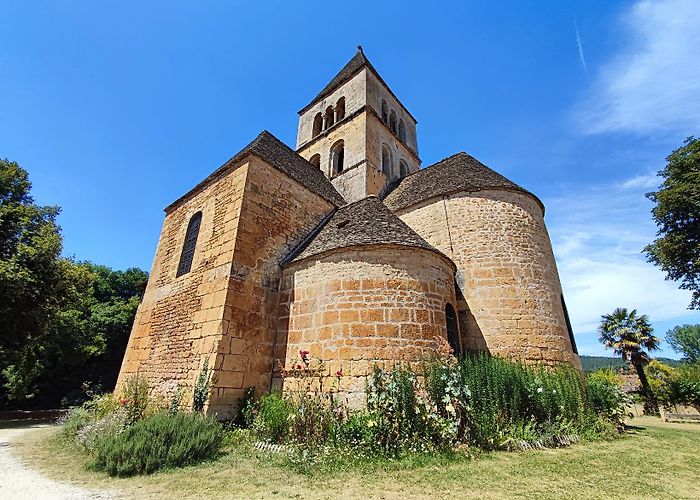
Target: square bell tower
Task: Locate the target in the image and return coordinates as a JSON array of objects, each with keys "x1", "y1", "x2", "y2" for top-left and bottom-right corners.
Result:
[{"x1": 296, "y1": 47, "x2": 421, "y2": 203}]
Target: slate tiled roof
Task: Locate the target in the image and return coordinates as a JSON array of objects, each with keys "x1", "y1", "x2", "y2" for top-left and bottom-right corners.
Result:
[
  {"x1": 284, "y1": 196, "x2": 445, "y2": 265},
  {"x1": 165, "y1": 130, "x2": 345, "y2": 211},
  {"x1": 298, "y1": 47, "x2": 418, "y2": 123},
  {"x1": 382, "y1": 152, "x2": 544, "y2": 212}
]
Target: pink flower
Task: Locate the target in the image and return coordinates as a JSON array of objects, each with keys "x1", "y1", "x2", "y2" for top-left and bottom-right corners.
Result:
[
  {"x1": 119, "y1": 398, "x2": 130, "y2": 405},
  {"x1": 335, "y1": 369, "x2": 343, "y2": 377},
  {"x1": 296, "y1": 364, "x2": 302, "y2": 370},
  {"x1": 300, "y1": 350, "x2": 310, "y2": 359}
]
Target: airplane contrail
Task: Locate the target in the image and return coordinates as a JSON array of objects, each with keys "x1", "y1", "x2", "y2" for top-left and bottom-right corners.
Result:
[{"x1": 575, "y1": 19, "x2": 588, "y2": 75}]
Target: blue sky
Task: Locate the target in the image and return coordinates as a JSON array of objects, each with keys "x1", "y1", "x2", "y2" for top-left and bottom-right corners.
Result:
[{"x1": 1, "y1": 0, "x2": 698, "y2": 357}]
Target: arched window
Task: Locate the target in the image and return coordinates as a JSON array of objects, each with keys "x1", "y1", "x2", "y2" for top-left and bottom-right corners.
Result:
[
  {"x1": 381, "y1": 145, "x2": 391, "y2": 178},
  {"x1": 445, "y1": 303, "x2": 461, "y2": 356},
  {"x1": 381, "y1": 100, "x2": 388, "y2": 124},
  {"x1": 309, "y1": 154, "x2": 321, "y2": 169},
  {"x1": 399, "y1": 160, "x2": 408, "y2": 177},
  {"x1": 398, "y1": 119, "x2": 406, "y2": 142},
  {"x1": 331, "y1": 140, "x2": 345, "y2": 175},
  {"x1": 389, "y1": 110, "x2": 397, "y2": 134},
  {"x1": 176, "y1": 211, "x2": 202, "y2": 277},
  {"x1": 324, "y1": 106, "x2": 334, "y2": 129},
  {"x1": 312, "y1": 113, "x2": 323, "y2": 137},
  {"x1": 335, "y1": 97, "x2": 345, "y2": 121}
]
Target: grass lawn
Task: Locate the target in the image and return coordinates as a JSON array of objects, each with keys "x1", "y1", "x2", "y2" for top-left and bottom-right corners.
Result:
[{"x1": 13, "y1": 416, "x2": 700, "y2": 499}]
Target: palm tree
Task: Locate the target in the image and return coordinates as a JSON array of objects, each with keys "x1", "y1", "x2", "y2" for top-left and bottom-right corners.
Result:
[{"x1": 598, "y1": 308, "x2": 660, "y2": 414}]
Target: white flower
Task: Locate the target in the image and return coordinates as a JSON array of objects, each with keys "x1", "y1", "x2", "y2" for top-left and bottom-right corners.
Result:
[
  {"x1": 537, "y1": 387, "x2": 543, "y2": 393},
  {"x1": 552, "y1": 389, "x2": 557, "y2": 394}
]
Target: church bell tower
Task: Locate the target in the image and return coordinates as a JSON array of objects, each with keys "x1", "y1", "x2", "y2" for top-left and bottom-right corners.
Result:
[{"x1": 296, "y1": 47, "x2": 420, "y2": 203}]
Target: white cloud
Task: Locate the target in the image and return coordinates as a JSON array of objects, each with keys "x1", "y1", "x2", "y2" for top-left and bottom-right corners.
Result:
[
  {"x1": 619, "y1": 172, "x2": 658, "y2": 189},
  {"x1": 545, "y1": 173, "x2": 700, "y2": 354},
  {"x1": 577, "y1": 0, "x2": 700, "y2": 135}
]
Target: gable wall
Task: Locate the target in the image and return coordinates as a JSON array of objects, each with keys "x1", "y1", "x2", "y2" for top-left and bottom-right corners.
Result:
[
  {"x1": 206, "y1": 157, "x2": 336, "y2": 417},
  {"x1": 116, "y1": 161, "x2": 250, "y2": 403}
]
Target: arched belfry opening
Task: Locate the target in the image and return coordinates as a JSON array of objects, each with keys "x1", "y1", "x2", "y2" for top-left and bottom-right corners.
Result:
[
  {"x1": 399, "y1": 160, "x2": 408, "y2": 177},
  {"x1": 445, "y1": 303, "x2": 461, "y2": 356},
  {"x1": 398, "y1": 119, "x2": 406, "y2": 142},
  {"x1": 324, "y1": 106, "x2": 335, "y2": 129},
  {"x1": 335, "y1": 97, "x2": 345, "y2": 121},
  {"x1": 176, "y1": 211, "x2": 202, "y2": 277},
  {"x1": 331, "y1": 140, "x2": 345, "y2": 175},
  {"x1": 381, "y1": 100, "x2": 388, "y2": 124},
  {"x1": 389, "y1": 110, "x2": 397, "y2": 134},
  {"x1": 381, "y1": 145, "x2": 392, "y2": 178},
  {"x1": 312, "y1": 113, "x2": 323, "y2": 137},
  {"x1": 309, "y1": 154, "x2": 321, "y2": 169}
]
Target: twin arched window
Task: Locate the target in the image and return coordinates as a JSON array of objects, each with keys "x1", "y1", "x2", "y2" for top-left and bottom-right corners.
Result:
[
  {"x1": 311, "y1": 97, "x2": 346, "y2": 139},
  {"x1": 380, "y1": 100, "x2": 408, "y2": 145},
  {"x1": 176, "y1": 211, "x2": 202, "y2": 277}
]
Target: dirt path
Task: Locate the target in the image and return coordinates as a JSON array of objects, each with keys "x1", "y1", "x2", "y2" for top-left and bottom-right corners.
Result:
[{"x1": 0, "y1": 423, "x2": 114, "y2": 500}]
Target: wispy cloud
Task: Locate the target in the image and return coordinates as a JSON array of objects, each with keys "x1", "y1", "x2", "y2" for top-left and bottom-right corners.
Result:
[
  {"x1": 545, "y1": 173, "x2": 699, "y2": 355},
  {"x1": 576, "y1": 0, "x2": 700, "y2": 135},
  {"x1": 574, "y1": 19, "x2": 588, "y2": 76},
  {"x1": 619, "y1": 172, "x2": 658, "y2": 190}
]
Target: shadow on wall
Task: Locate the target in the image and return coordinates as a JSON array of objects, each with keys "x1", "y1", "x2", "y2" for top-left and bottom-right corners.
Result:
[{"x1": 456, "y1": 284, "x2": 490, "y2": 355}]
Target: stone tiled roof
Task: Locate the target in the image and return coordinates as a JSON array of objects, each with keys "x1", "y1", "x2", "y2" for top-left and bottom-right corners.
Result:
[
  {"x1": 382, "y1": 152, "x2": 544, "y2": 212},
  {"x1": 284, "y1": 196, "x2": 446, "y2": 265},
  {"x1": 298, "y1": 47, "x2": 417, "y2": 123},
  {"x1": 166, "y1": 130, "x2": 345, "y2": 212}
]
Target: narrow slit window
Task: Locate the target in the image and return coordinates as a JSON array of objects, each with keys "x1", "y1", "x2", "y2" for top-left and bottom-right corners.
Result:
[
  {"x1": 176, "y1": 211, "x2": 202, "y2": 277},
  {"x1": 445, "y1": 303, "x2": 461, "y2": 356}
]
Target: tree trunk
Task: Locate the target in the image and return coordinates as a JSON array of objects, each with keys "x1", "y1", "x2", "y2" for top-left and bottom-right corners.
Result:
[{"x1": 634, "y1": 362, "x2": 659, "y2": 415}]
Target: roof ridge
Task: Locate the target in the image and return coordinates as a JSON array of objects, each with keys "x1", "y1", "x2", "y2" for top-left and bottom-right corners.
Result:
[
  {"x1": 284, "y1": 195, "x2": 449, "y2": 265},
  {"x1": 165, "y1": 130, "x2": 345, "y2": 212}
]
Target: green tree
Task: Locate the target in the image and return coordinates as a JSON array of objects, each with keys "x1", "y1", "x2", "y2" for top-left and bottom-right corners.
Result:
[
  {"x1": 644, "y1": 137, "x2": 700, "y2": 309},
  {"x1": 1, "y1": 159, "x2": 148, "y2": 408},
  {"x1": 598, "y1": 308, "x2": 660, "y2": 414},
  {"x1": 666, "y1": 324, "x2": 700, "y2": 363}
]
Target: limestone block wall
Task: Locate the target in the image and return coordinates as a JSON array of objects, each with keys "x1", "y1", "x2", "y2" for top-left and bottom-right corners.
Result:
[
  {"x1": 297, "y1": 70, "x2": 367, "y2": 149},
  {"x1": 116, "y1": 161, "x2": 249, "y2": 403},
  {"x1": 366, "y1": 112, "x2": 420, "y2": 182},
  {"x1": 396, "y1": 190, "x2": 580, "y2": 367},
  {"x1": 274, "y1": 246, "x2": 457, "y2": 406},
  {"x1": 366, "y1": 70, "x2": 418, "y2": 152},
  {"x1": 207, "y1": 157, "x2": 336, "y2": 416},
  {"x1": 298, "y1": 112, "x2": 367, "y2": 181}
]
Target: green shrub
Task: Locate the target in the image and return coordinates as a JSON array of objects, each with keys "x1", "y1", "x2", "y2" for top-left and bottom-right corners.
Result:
[
  {"x1": 585, "y1": 369, "x2": 631, "y2": 429},
  {"x1": 252, "y1": 393, "x2": 291, "y2": 443},
  {"x1": 672, "y1": 362, "x2": 700, "y2": 411},
  {"x1": 193, "y1": 357, "x2": 213, "y2": 413},
  {"x1": 91, "y1": 411, "x2": 224, "y2": 476},
  {"x1": 121, "y1": 374, "x2": 150, "y2": 424}
]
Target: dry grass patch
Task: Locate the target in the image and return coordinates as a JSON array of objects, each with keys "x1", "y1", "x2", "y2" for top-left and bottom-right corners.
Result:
[{"x1": 13, "y1": 417, "x2": 700, "y2": 499}]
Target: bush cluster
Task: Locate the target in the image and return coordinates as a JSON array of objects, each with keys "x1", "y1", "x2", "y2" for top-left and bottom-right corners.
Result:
[
  {"x1": 248, "y1": 352, "x2": 626, "y2": 458},
  {"x1": 59, "y1": 367, "x2": 224, "y2": 477}
]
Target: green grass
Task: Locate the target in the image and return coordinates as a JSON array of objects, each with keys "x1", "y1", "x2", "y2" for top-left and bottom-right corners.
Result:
[{"x1": 14, "y1": 416, "x2": 700, "y2": 499}]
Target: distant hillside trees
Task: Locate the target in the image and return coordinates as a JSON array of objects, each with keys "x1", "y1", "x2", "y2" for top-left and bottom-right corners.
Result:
[
  {"x1": 644, "y1": 137, "x2": 700, "y2": 309},
  {"x1": 0, "y1": 158, "x2": 147, "y2": 409}
]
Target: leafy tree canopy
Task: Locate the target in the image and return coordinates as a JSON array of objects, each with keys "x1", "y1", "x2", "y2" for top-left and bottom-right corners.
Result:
[
  {"x1": 666, "y1": 324, "x2": 700, "y2": 363},
  {"x1": 0, "y1": 158, "x2": 148, "y2": 409},
  {"x1": 644, "y1": 137, "x2": 700, "y2": 309}
]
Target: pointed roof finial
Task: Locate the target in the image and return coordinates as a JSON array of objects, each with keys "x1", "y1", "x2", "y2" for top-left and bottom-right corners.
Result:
[{"x1": 357, "y1": 45, "x2": 363, "y2": 53}]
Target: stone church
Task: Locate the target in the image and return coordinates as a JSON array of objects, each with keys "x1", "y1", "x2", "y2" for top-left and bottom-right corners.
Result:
[{"x1": 116, "y1": 48, "x2": 580, "y2": 416}]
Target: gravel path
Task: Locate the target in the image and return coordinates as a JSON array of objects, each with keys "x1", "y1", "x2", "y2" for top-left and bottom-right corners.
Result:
[{"x1": 0, "y1": 424, "x2": 114, "y2": 500}]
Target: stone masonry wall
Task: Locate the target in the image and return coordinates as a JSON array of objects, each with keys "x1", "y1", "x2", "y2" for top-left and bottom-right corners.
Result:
[
  {"x1": 206, "y1": 157, "x2": 335, "y2": 417},
  {"x1": 274, "y1": 246, "x2": 457, "y2": 406},
  {"x1": 116, "y1": 161, "x2": 250, "y2": 403},
  {"x1": 397, "y1": 190, "x2": 580, "y2": 367}
]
